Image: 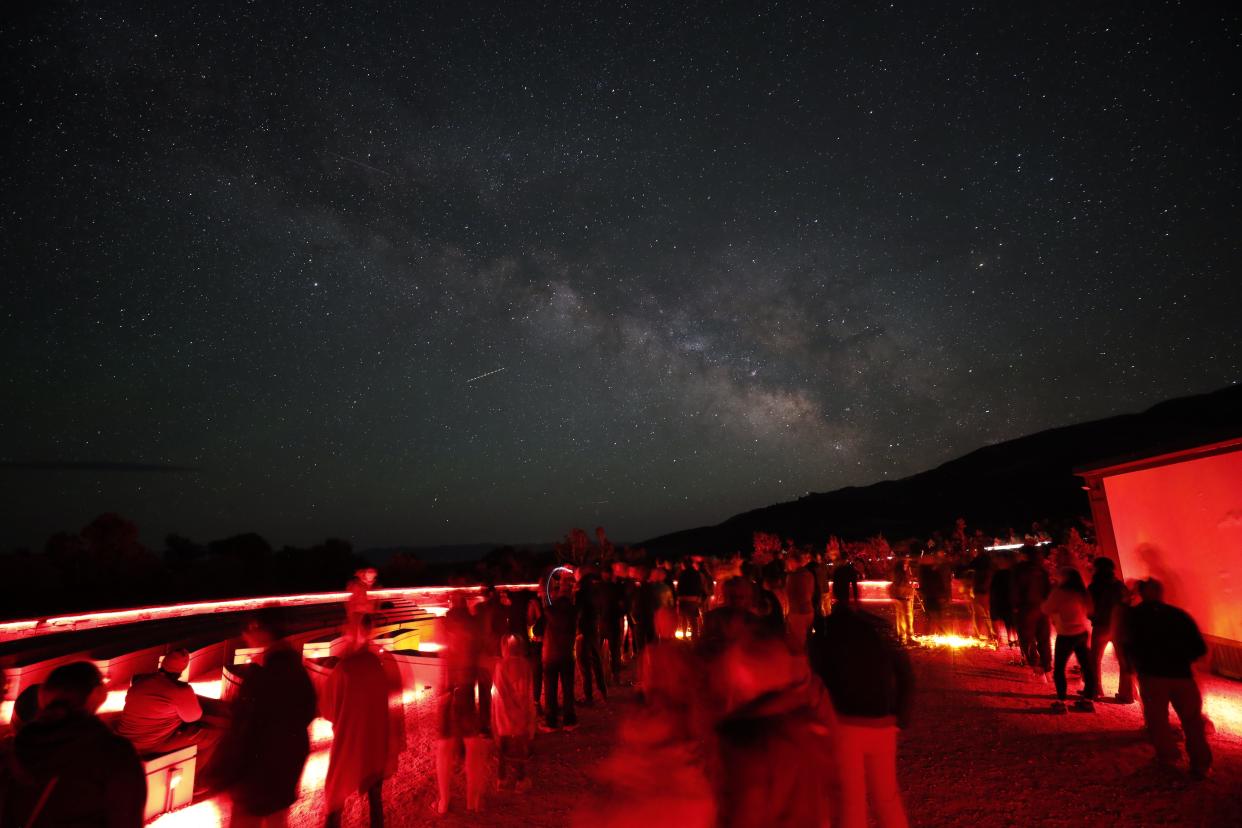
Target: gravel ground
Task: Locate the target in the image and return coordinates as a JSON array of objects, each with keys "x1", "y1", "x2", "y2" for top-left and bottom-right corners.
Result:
[
  {"x1": 901, "y1": 644, "x2": 1242, "y2": 828},
  {"x1": 158, "y1": 644, "x2": 1242, "y2": 827}
]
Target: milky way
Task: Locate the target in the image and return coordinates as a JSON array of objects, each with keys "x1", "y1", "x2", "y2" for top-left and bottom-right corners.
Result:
[{"x1": 2, "y1": 3, "x2": 1238, "y2": 550}]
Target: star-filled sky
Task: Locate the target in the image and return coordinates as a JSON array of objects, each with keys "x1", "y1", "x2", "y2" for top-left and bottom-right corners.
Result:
[{"x1": 2, "y1": 2, "x2": 1239, "y2": 551}]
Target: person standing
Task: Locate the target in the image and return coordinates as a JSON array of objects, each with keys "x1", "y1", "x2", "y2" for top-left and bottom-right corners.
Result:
[
  {"x1": 1041, "y1": 568, "x2": 1096, "y2": 713},
  {"x1": 831, "y1": 556, "x2": 861, "y2": 613},
  {"x1": 541, "y1": 578, "x2": 579, "y2": 732},
  {"x1": 474, "y1": 587, "x2": 506, "y2": 734},
  {"x1": 322, "y1": 617, "x2": 405, "y2": 827},
  {"x1": 966, "y1": 550, "x2": 995, "y2": 642},
  {"x1": 1119, "y1": 579, "x2": 1213, "y2": 778},
  {"x1": 916, "y1": 555, "x2": 946, "y2": 635},
  {"x1": 989, "y1": 554, "x2": 1018, "y2": 655},
  {"x1": 436, "y1": 591, "x2": 487, "y2": 814},
  {"x1": 785, "y1": 552, "x2": 817, "y2": 651},
  {"x1": 492, "y1": 635, "x2": 537, "y2": 791},
  {"x1": 601, "y1": 563, "x2": 628, "y2": 681},
  {"x1": 219, "y1": 613, "x2": 318, "y2": 828},
  {"x1": 1086, "y1": 557, "x2": 1134, "y2": 703},
  {"x1": 716, "y1": 632, "x2": 836, "y2": 828},
  {"x1": 526, "y1": 593, "x2": 545, "y2": 713},
  {"x1": 1010, "y1": 546, "x2": 1052, "y2": 679},
  {"x1": 0, "y1": 662, "x2": 146, "y2": 827},
  {"x1": 888, "y1": 558, "x2": 916, "y2": 646},
  {"x1": 576, "y1": 568, "x2": 608, "y2": 705},
  {"x1": 346, "y1": 568, "x2": 379, "y2": 626},
  {"x1": 638, "y1": 567, "x2": 674, "y2": 652},
  {"x1": 811, "y1": 595, "x2": 914, "y2": 828},
  {"x1": 675, "y1": 560, "x2": 707, "y2": 640}
]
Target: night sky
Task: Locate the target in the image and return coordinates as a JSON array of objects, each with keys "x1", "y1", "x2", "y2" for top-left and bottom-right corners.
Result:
[{"x1": 2, "y1": 3, "x2": 1238, "y2": 552}]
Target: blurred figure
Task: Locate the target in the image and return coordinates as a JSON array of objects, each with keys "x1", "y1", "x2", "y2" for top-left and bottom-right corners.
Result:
[
  {"x1": 809, "y1": 551, "x2": 832, "y2": 619},
  {"x1": 1086, "y1": 557, "x2": 1134, "y2": 703},
  {"x1": 755, "y1": 571, "x2": 787, "y2": 636},
  {"x1": 576, "y1": 567, "x2": 608, "y2": 705},
  {"x1": 541, "y1": 576, "x2": 579, "y2": 732},
  {"x1": 1011, "y1": 545, "x2": 1052, "y2": 679},
  {"x1": 527, "y1": 593, "x2": 545, "y2": 713},
  {"x1": 574, "y1": 636, "x2": 714, "y2": 828},
  {"x1": 474, "y1": 587, "x2": 506, "y2": 734},
  {"x1": 436, "y1": 591, "x2": 488, "y2": 813},
  {"x1": 717, "y1": 631, "x2": 835, "y2": 828},
  {"x1": 989, "y1": 553, "x2": 1018, "y2": 654},
  {"x1": 811, "y1": 590, "x2": 913, "y2": 828},
  {"x1": 785, "y1": 552, "x2": 816, "y2": 651},
  {"x1": 676, "y1": 559, "x2": 708, "y2": 640},
  {"x1": 966, "y1": 549, "x2": 995, "y2": 642},
  {"x1": 346, "y1": 567, "x2": 379, "y2": 626},
  {"x1": 9, "y1": 683, "x2": 41, "y2": 733},
  {"x1": 601, "y1": 563, "x2": 629, "y2": 680},
  {"x1": 638, "y1": 567, "x2": 674, "y2": 652},
  {"x1": 831, "y1": 555, "x2": 861, "y2": 612},
  {"x1": 117, "y1": 648, "x2": 224, "y2": 792},
  {"x1": 916, "y1": 554, "x2": 946, "y2": 635},
  {"x1": 219, "y1": 612, "x2": 318, "y2": 828},
  {"x1": 1042, "y1": 568, "x2": 1096, "y2": 713},
  {"x1": 492, "y1": 635, "x2": 537, "y2": 791},
  {"x1": 701, "y1": 577, "x2": 761, "y2": 649},
  {"x1": 0, "y1": 662, "x2": 145, "y2": 827},
  {"x1": 322, "y1": 617, "x2": 405, "y2": 827},
  {"x1": 1119, "y1": 578, "x2": 1213, "y2": 779},
  {"x1": 888, "y1": 558, "x2": 916, "y2": 646}
]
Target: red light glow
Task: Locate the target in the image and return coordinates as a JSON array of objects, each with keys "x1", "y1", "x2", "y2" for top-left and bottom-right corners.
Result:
[
  {"x1": 0, "y1": 583, "x2": 539, "y2": 642},
  {"x1": 1101, "y1": 448, "x2": 1242, "y2": 646}
]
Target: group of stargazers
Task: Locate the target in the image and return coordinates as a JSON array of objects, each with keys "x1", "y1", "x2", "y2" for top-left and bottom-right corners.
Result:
[{"x1": 0, "y1": 544, "x2": 1217, "y2": 827}]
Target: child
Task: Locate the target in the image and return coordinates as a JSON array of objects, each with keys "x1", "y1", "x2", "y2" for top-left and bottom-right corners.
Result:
[{"x1": 492, "y1": 634, "x2": 536, "y2": 790}]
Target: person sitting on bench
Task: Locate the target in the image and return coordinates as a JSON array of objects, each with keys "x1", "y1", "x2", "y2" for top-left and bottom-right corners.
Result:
[{"x1": 117, "y1": 649, "x2": 223, "y2": 791}]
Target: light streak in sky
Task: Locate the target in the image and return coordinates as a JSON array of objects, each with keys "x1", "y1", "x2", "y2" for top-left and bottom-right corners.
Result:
[
  {"x1": 464, "y1": 367, "x2": 506, "y2": 384},
  {"x1": 326, "y1": 151, "x2": 393, "y2": 177}
]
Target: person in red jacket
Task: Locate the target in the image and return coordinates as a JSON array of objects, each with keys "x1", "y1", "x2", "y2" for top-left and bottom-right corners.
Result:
[{"x1": 321, "y1": 616, "x2": 405, "y2": 827}]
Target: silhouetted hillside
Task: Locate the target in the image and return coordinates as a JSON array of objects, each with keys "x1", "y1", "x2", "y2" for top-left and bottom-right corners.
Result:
[{"x1": 643, "y1": 385, "x2": 1242, "y2": 556}]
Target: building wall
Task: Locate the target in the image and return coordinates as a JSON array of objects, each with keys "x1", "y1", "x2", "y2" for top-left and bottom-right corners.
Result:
[{"x1": 1103, "y1": 448, "x2": 1242, "y2": 645}]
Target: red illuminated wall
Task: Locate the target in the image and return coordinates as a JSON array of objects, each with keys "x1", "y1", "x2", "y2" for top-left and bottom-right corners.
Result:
[{"x1": 1103, "y1": 448, "x2": 1242, "y2": 644}]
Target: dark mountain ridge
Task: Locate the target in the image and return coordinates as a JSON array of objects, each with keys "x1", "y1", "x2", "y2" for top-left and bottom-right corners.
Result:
[{"x1": 642, "y1": 385, "x2": 1242, "y2": 556}]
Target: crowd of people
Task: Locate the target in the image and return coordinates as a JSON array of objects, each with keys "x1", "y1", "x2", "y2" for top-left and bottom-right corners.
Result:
[{"x1": 0, "y1": 546, "x2": 1219, "y2": 826}]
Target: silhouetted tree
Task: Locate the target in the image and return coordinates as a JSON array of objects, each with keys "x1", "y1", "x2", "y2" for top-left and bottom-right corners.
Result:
[
  {"x1": 164, "y1": 533, "x2": 205, "y2": 569},
  {"x1": 208, "y1": 532, "x2": 272, "y2": 561},
  {"x1": 380, "y1": 551, "x2": 425, "y2": 586}
]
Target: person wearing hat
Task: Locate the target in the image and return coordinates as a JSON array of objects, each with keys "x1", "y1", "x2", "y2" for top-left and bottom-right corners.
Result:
[{"x1": 117, "y1": 648, "x2": 224, "y2": 790}]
